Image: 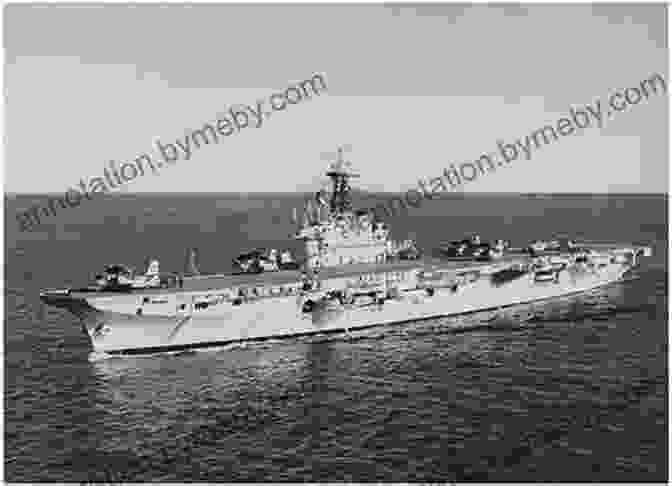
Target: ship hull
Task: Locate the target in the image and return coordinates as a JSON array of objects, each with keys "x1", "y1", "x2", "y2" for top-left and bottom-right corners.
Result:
[{"x1": 45, "y1": 258, "x2": 635, "y2": 355}]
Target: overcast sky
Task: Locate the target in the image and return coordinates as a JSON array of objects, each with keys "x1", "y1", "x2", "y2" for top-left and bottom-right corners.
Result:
[{"x1": 5, "y1": 3, "x2": 668, "y2": 194}]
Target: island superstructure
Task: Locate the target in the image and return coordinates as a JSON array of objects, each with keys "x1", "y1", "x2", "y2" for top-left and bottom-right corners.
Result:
[{"x1": 40, "y1": 149, "x2": 652, "y2": 355}]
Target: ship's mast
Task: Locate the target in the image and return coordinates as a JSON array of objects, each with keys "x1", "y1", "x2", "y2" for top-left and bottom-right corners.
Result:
[
  {"x1": 293, "y1": 147, "x2": 395, "y2": 269},
  {"x1": 326, "y1": 147, "x2": 360, "y2": 214}
]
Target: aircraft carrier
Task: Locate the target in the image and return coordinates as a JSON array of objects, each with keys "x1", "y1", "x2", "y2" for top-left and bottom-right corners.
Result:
[{"x1": 40, "y1": 149, "x2": 652, "y2": 355}]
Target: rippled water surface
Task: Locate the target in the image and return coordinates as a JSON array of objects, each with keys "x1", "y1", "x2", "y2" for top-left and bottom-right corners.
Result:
[{"x1": 5, "y1": 193, "x2": 668, "y2": 481}]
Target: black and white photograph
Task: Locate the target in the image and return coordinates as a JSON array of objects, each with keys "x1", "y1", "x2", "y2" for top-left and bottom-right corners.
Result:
[{"x1": 4, "y1": 2, "x2": 669, "y2": 482}]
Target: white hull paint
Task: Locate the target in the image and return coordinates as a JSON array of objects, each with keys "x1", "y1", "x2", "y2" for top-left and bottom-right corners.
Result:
[{"x1": 80, "y1": 262, "x2": 630, "y2": 355}]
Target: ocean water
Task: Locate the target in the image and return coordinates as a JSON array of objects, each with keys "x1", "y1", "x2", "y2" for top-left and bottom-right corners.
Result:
[{"x1": 5, "y1": 193, "x2": 668, "y2": 482}]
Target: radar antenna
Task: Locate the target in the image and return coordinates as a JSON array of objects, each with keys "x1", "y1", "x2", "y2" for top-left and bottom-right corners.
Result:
[{"x1": 326, "y1": 146, "x2": 359, "y2": 214}]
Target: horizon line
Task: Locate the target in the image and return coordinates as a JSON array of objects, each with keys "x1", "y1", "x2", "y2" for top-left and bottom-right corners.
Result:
[{"x1": 5, "y1": 191, "x2": 669, "y2": 197}]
